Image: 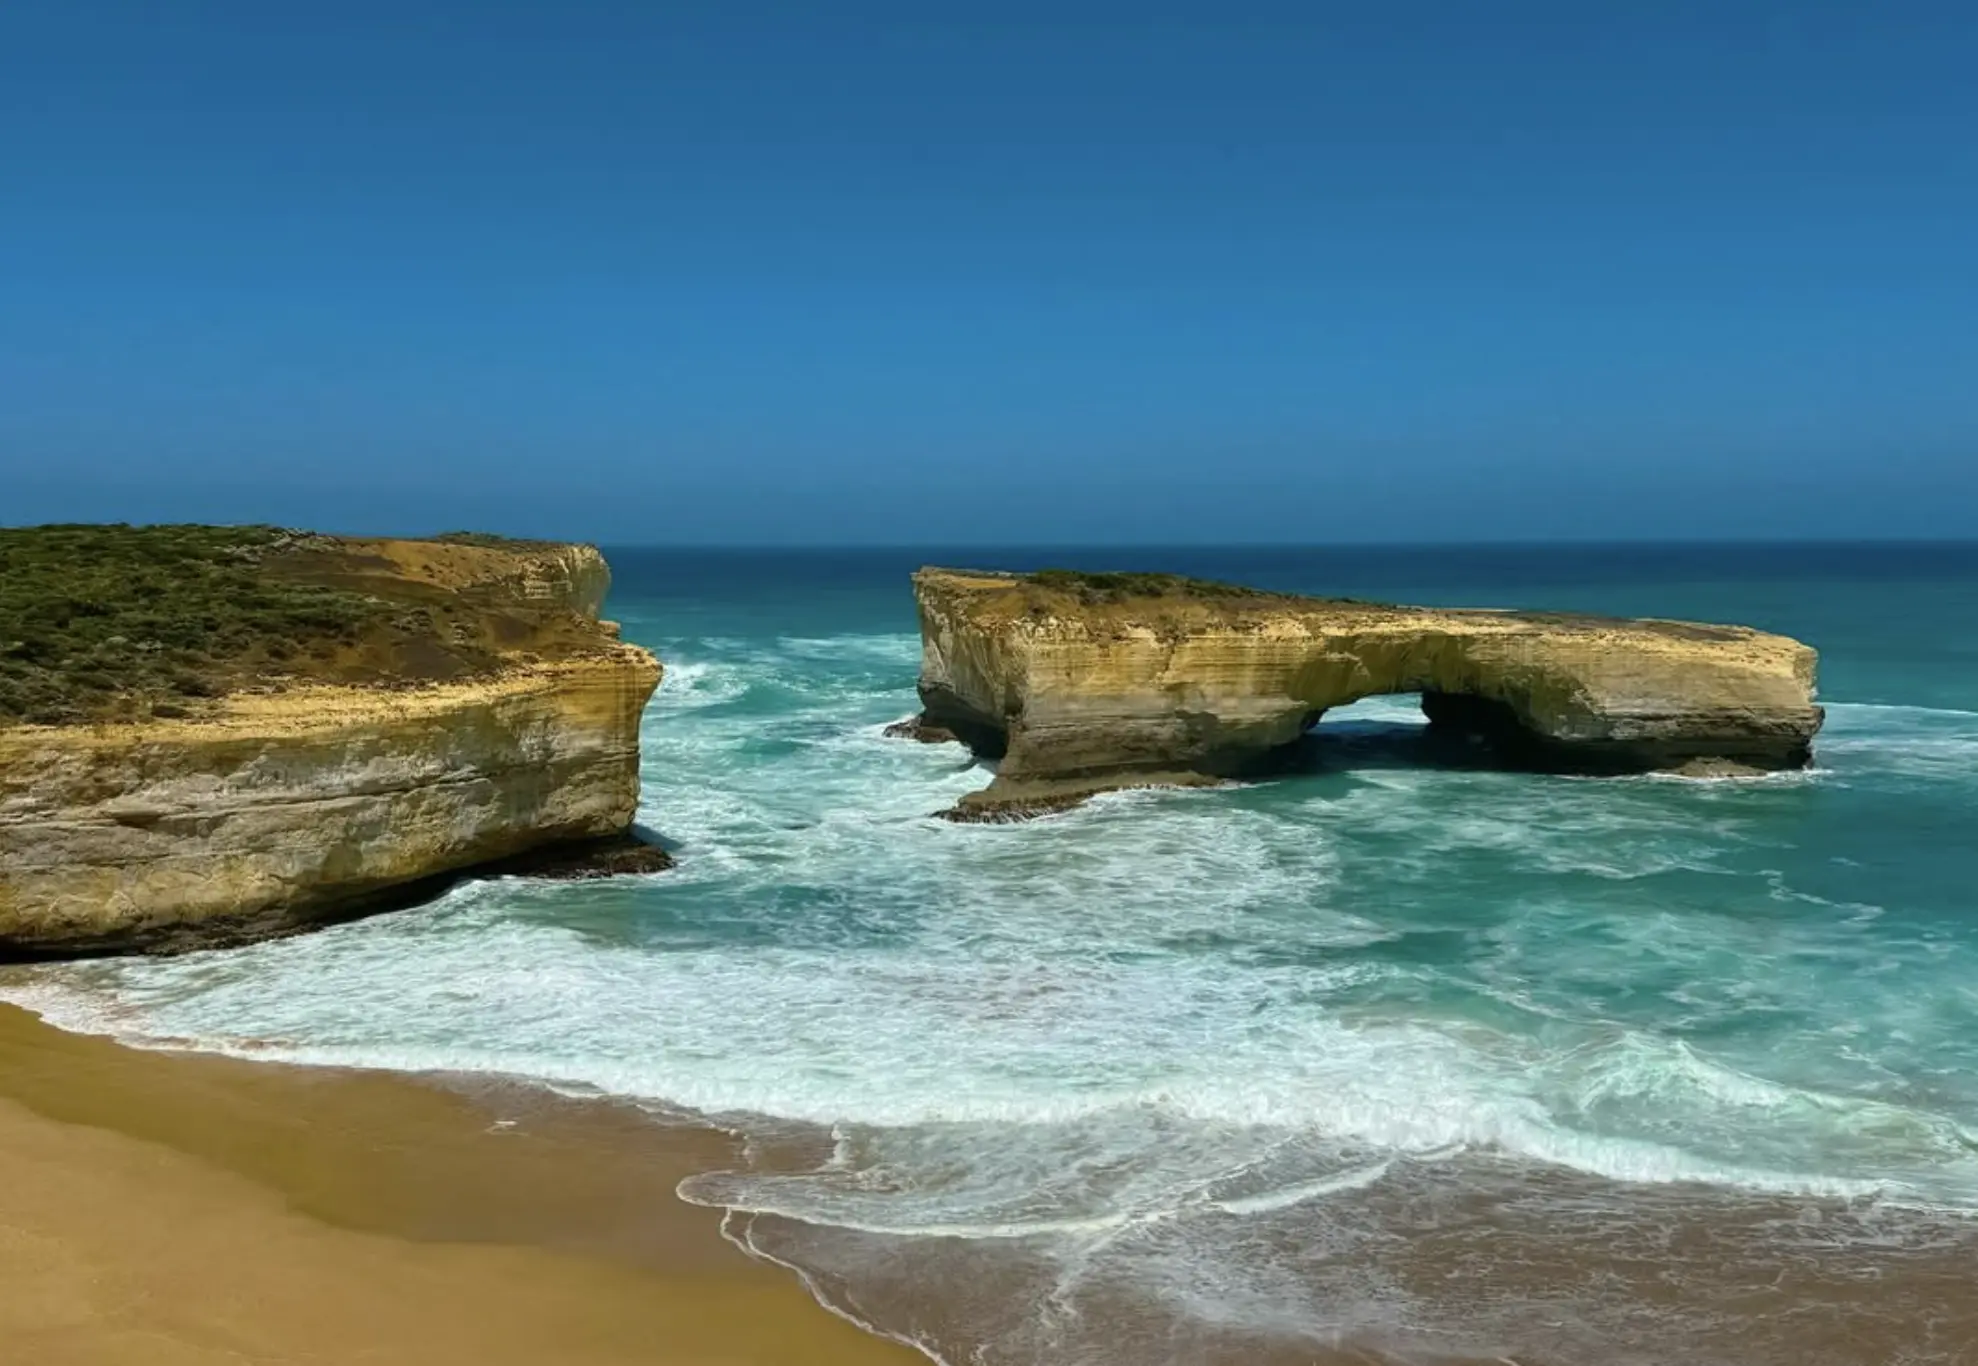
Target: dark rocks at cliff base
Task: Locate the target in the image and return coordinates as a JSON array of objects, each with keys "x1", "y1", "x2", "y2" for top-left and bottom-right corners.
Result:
[
  {"x1": 476, "y1": 832, "x2": 676, "y2": 880},
  {"x1": 883, "y1": 714, "x2": 961, "y2": 744},
  {"x1": 1670, "y1": 757, "x2": 1774, "y2": 779}
]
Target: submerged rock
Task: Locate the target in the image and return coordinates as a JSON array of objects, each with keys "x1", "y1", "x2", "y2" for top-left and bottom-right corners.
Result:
[
  {"x1": 907, "y1": 567, "x2": 1823, "y2": 818},
  {"x1": 0, "y1": 529, "x2": 664, "y2": 958},
  {"x1": 882, "y1": 714, "x2": 960, "y2": 744},
  {"x1": 1669, "y1": 756, "x2": 1775, "y2": 779},
  {"x1": 469, "y1": 830, "x2": 676, "y2": 880}
]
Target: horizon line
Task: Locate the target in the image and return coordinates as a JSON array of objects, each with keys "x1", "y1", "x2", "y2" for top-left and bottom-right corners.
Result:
[
  {"x1": 6, "y1": 523, "x2": 1975, "y2": 551},
  {"x1": 588, "y1": 536, "x2": 1978, "y2": 551}
]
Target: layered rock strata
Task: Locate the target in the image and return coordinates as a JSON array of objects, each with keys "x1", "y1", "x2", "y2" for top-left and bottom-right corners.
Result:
[
  {"x1": 905, "y1": 569, "x2": 1823, "y2": 818},
  {"x1": 0, "y1": 535, "x2": 662, "y2": 956}
]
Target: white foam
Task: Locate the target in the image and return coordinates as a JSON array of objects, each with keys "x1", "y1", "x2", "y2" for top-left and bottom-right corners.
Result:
[
  {"x1": 719, "y1": 1209, "x2": 951, "y2": 1366},
  {"x1": 776, "y1": 633, "x2": 923, "y2": 662},
  {"x1": 651, "y1": 659, "x2": 749, "y2": 709},
  {"x1": 1315, "y1": 694, "x2": 1430, "y2": 727},
  {"x1": 1825, "y1": 702, "x2": 1978, "y2": 721},
  {"x1": 1815, "y1": 702, "x2": 1978, "y2": 780},
  {"x1": 1206, "y1": 1161, "x2": 1394, "y2": 1215},
  {"x1": 7, "y1": 653, "x2": 1978, "y2": 1267},
  {"x1": 11, "y1": 910, "x2": 1967, "y2": 1212}
]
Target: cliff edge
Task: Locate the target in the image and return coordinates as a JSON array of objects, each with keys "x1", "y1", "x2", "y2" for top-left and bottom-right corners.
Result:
[
  {"x1": 906, "y1": 568, "x2": 1823, "y2": 818},
  {"x1": 0, "y1": 526, "x2": 663, "y2": 956}
]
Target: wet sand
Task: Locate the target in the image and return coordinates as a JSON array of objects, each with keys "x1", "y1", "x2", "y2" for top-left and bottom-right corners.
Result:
[
  {"x1": 0, "y1": 1004, "x2": 922, "y2": 1366},
  {"x1": 8, "y1": 997, "x2": 1977, "y2": 1366}
]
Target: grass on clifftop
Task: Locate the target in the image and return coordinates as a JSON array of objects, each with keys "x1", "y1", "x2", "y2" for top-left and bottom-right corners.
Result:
[
  {"x1": 429, "y1": 530, "x2": 562, "y2": 549},
  {"x1": 0, "y1": 523, "x2": 599, "y2": 727},
  {"x1": 1024, "y1": 569, "x2": 1287, "y2": 605},
  {"x1": 0, "y1": 525, "x2": 396, "y2": 726}
]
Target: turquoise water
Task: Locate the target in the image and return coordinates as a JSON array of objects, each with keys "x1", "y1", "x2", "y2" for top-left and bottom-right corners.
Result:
[{"x1": 9, "y1": 544, "x2": 1978, "y2": 1364}]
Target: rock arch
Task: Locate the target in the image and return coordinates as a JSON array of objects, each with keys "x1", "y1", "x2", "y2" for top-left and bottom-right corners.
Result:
[{"x1": 903, "y1": 569, "x2": 1822, "y2": 818}]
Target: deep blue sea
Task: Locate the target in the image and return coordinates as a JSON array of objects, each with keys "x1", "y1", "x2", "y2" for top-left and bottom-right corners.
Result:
[{"x1": 10, "y1": 543, "x2": 1978, "y2": 1365}]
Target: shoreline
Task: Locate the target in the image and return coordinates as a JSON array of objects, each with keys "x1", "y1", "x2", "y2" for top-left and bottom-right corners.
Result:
[
  {"x1": 0, "y1": 1002, "x2": 924, "y2": 1365},
  {"x1": 12, "y1": 982, "x2": 1978, "y2": 1366}
]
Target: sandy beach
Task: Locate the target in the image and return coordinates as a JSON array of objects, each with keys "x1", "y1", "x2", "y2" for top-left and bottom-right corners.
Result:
[{"x1": 0, "y1": 1004, "x2": 920, "y2": 1366}]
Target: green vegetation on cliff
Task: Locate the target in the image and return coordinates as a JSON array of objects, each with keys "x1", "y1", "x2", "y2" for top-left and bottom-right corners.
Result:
[
  {"x1": 0, "y1": 525, "x2": 383, "y2": 725},
  {"x1": 0, "y1": 524, "x2": 605, "y2": 727},
  {"x1": 1024, "y1": 569, "x2": 1286, "y2": 605}
]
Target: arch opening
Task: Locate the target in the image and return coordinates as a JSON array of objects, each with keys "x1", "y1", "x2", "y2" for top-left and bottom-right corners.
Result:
[{"x1": 1289, "y1": 688, "x2": 1577, "y2": 776}]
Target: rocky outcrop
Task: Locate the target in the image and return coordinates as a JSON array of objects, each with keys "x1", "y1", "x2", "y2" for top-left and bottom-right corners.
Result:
[
  {"x1": 881, "y1": 715, "x2": 960, "y2": 744},
  {"x1": 272, "y1": 534, "x2": 618, "y2": 623},
  {"x1": 0, "y1": 535, "x2": 662, "y2": 957},
  {"x1": 906, "y1": 569, "x2": 1823, "y2": 818}
]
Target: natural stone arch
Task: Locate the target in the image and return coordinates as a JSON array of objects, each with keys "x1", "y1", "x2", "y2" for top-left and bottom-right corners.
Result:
[{"x1": 903, "y1": 569, "x2": 1822, "y2": 818}]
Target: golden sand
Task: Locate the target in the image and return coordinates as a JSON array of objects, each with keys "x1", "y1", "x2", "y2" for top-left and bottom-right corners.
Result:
[{"x1": 0, "y1": 1005, "x2": 917, "y2": 1366}]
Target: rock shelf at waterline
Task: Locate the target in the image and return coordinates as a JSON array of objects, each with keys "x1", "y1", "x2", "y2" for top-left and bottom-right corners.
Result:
[{"x1": 901, "y1": 567, "x2": 1824, "y2": 818}]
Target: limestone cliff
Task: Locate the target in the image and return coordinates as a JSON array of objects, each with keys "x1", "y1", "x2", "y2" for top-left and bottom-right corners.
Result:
[
  {"x1": 908, "y1": 568, "x2": 1823, "y2": 817},
  {"x1": 0, "y1": 530, "x2": 662, "y2": 956}
]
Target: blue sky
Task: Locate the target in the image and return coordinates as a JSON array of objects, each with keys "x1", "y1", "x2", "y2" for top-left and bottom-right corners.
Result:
[{"x1": 3, "y1": 2, "x2": 1974, "y2": 543}]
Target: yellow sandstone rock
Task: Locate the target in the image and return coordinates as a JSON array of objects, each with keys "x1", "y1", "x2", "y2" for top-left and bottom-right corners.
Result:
[
  {"x1": 0, "y1": 536, "x2": 661, "y2": 955},
  {"x1": 908, "y1": 568, "x2": 1822, "y2": 818}
]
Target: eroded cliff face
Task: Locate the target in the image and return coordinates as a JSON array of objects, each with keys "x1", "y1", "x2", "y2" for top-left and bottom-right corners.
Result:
[
  {"x1": 273, "y1": 535, "x2": 617, "y2": 623},
  {"x1": 0, "y1": 533, "x2": 661, "y2": 956},
  {"x1": 910, "y1": 569, "x2": 1823, "y2": 817}
]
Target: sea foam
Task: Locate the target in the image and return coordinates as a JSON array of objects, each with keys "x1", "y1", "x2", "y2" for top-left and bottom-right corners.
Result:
[{"x1": 5, "y1": 628, "x2": 1978, "y2": 1366}]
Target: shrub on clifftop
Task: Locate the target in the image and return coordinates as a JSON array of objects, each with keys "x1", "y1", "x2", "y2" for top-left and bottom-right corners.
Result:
[
  {"x1": 1025, "y1": 568, "x2": 1284, "y2": 605},
  {"x1": 0, "y1": 524, "x2": 389, "y2": 725},
  {"x1": 0, "y1": 523, "x2": 609, "y2": 727}
]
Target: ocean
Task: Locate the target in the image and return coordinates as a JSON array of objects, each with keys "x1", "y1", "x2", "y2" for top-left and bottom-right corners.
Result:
[{"x1": 8, "y1": 543, "x2": 1978, "y2": 1365}]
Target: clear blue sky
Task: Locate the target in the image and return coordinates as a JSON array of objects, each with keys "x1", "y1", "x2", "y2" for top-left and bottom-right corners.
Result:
[{"x1": 3, "y1": 2, "x2": 1974, "y2": 544}]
